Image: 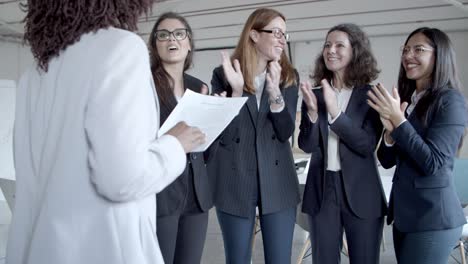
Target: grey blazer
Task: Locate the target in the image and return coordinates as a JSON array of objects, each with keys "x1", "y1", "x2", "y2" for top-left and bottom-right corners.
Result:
[{"x1": 208, "y1": 66, "x2": 300, "y2": 217}]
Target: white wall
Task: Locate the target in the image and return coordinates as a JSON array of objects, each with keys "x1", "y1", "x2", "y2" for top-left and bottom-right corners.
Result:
[
  {"x1": 292, "y1": 31, "x2": 468, "y2": 98},
  {"x1": 0, "y1": 40, "x2": 33, "y2": 81},
  {"x1": 187, "y1": 48, "x2": 234, "y2": 87},
  {"x1": 0, "y1": 80, "x2": 16, "y2": 202}
]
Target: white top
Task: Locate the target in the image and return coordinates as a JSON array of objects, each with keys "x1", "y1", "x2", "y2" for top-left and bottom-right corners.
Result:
[
  {"x1": 327, "y1": 86, "x2": 353, "y2": 171},
  {"x1": 6, "y1": 28, "x2": 186, "y2": 264},
  {"x1": 254, "y1": 70, "x2": 267, "y2": 108}
]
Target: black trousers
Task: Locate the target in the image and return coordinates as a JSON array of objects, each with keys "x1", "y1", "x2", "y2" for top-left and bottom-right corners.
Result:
[
  {"x1": 308, "y1": 170, "x2": 384, "y2": 264},
  {"x1": 157, "y1": 211, "x2": 209, "y2": 264}
]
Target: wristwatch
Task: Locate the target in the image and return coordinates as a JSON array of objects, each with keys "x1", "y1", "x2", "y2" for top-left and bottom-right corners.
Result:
[{"x1": 269, "y1": 94, "x2": 284, "y2": 105}]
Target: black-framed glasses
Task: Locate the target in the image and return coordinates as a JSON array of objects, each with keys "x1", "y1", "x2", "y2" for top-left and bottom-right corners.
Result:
[
  {"x1": 257, "y1": 28, "x2": 290, "y2": 41},
  {"x1": 154, "y1": 28, "x2": 189, "y2": 41},
  {"x1": 400, "y1": 45, "x2": 434, "y2": 57}
]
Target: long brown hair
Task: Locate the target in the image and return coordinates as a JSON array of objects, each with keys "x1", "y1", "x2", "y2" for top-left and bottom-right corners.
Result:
[
  {"x1": 232, "y1": 8, "x2": 297, "y2": 94},
  {"x1": 312, "y1": 23, "x2": 380, "y2": 87},
  {"x1": 397, "y1": 27, "x2": 463, "y2": 125},
  {"x1": 148, "y1": 12, "x2": 194, "y2": 122},
  {"x1": 22, "y1": 0, "x2": 157, "y2": 72}
]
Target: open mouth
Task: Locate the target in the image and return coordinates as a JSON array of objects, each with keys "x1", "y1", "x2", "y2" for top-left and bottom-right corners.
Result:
[{"x1": 168, "y1": 45, "x2": 179, "y2": 51}]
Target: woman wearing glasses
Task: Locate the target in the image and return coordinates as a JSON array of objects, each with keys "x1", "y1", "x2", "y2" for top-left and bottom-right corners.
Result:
[
  {"x1": 208, "y1": 8, "x2": 299, "y2": 264},
  {"x1": 298, "y1": 23, "x2": 386, "y2": 264},
  {"x1": 368, "y1": 27, "x2": 467, "y2": 263},
  {"x1": 148, "y1": 12, "x2": 212, "y2": 264}
]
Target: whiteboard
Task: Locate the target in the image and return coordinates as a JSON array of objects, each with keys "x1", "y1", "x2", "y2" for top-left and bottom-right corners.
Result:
[{"x1": 0, "y1": 80, "x2": 16, "y2": 201}]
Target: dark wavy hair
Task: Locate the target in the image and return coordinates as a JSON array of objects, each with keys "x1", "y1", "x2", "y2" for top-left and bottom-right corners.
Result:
[
  {"x1": 22, "y1": 0, "x2": 157, "y2": 71},
  {"x1": 397, "y1": 27, "x2": 463, "y2": 124},
  {"x1": 311, "y1": 23, "x2": 380, "y2": 87},
  {"x1": 148, "y1": 12, "x2": 194, "y2": 122}
]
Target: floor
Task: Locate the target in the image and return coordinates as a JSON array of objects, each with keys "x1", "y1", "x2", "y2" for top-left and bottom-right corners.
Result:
[{"x1": 2, "y1": 201, "x2": 465, "y2": 264}]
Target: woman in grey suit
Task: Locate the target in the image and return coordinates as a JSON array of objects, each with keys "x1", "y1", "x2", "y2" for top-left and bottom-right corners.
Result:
[
  {"x1": 148, "y1": 12, "x2": 213, "y2": 264},
  {"x1": 368, "y1": 27, "x2": 467, "y2": 264},
  {"x1": 298, "y1": 23, "x2": 386, "y2": 264},
  {"x1": 208, "y1": 8, "x2": 300, "y2": 264}
]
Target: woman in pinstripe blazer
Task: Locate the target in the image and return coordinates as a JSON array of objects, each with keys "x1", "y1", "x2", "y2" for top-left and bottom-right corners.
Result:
[
  {"x1": 148, "y1": 13, "x2": 213, "y2": 264},
  {"x1": 208, "y1": 8, "x2": 300, "y2": 264}
]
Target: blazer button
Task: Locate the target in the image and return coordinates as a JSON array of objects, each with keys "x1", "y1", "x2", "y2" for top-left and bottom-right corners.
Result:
[
  {"x1": 272, "y1": 135, "x2": 276, "y2": 140},
  {"x1": 275, "y1": 160, "x2": 279, "y2": 165},
  {"x1": 235, "y1": 138, "x2": 240, "y2": 143}
]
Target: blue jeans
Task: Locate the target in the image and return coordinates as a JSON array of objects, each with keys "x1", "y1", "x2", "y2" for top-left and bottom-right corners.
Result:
[
  {"x1": 216, "y1": 205, "x2": 296, "y2": 264},
  {"x1": 393, "y1": 225, "x2": 463, "y2": 264}
]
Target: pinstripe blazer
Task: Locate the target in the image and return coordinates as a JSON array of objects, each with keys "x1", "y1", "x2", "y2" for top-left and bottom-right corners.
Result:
[
  {"x1": 208, "y1": 66, "x2": 300, "y2": 217},
  {"x1": 298, "y1": 84, "x2": 387, "y2": 219},
  {"x1": 378, "y1": 88, "x2": 467, "y2": 232},
  {"x1": 157, "y1": 74, "x2": 214, "y2": 216}
]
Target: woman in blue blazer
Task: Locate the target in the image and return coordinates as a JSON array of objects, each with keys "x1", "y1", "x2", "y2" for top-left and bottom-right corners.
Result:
[
  {"x1": 148, "y1": 12, "x2": 213, "y2": 264},
  {"x1": 368, "y1": 27, "x2": 467, "y2": 264},
  {"x1": 298, "y1": 23, "x2": 386, "y2": 264}
]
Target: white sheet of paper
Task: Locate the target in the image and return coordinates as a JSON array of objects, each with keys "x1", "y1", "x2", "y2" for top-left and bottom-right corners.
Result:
[{"x1": 157, "y1": 89, "x2": 248, "y2": 152}]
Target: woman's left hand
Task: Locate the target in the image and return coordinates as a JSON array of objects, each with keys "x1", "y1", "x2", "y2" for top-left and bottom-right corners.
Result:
[
  {"x1": 367, "y1": 83, "x2": 407, "y2": 127},
  {"x1": 265, "y1": 60, "x2": 282, "y2": 100}
]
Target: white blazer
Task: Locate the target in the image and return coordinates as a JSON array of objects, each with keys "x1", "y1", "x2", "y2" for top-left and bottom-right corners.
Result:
[{"x1": 6, "y1": 28, "x2": 186, "y2": 264}]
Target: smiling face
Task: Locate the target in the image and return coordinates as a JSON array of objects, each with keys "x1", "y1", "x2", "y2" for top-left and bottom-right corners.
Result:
[
  {"x1": 401, "y1": 32, "x2": 435, "y2": 89},
  {"x1": 251, "y1": 16, "x2": 287, "y2": 63},
  {"x1": 322, "y1": 30, "x2": 353, "y2": 78},
  {"x1": 155, "y1": 18, "x2": 191, "y2": 66}
]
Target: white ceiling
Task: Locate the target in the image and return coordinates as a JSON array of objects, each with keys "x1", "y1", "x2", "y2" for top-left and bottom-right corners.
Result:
[{"x1": 1, "y1": 0, "x2": 468, "y2": 48}]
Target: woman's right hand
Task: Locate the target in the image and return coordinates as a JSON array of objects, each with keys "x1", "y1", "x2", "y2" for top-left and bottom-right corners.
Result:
[
  {"x1": 165, "y1": 122, "x2": 206, "y2": 153},
  {"x1": 300, "y1": 81, "x2": 318, "y2": 113},
  {"x1": 221, "y1": 51, "x2": 244, "y2": 97}
]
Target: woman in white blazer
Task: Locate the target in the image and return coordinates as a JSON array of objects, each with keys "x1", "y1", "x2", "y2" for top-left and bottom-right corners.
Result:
[{"x1": 6, "y1": 1, "x2": 205, "y2": 264}]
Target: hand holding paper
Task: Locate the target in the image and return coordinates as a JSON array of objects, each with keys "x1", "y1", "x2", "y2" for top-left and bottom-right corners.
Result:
[{"x1": 158, "y1": 90, "x2": 248, "y2": 152}]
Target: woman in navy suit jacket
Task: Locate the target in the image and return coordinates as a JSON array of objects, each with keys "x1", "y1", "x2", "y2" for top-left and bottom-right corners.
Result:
[
  {"x1": 298, "y1": 23, "x2": 387, "y2": 264},
  {"x1": 148, "y1": 12, "x2": 213, "y2": 264},
  {"x1": 368, "y1": 27, "x2": 467, "y2": 264},
  {"x1": 209, "y1": 8, "x2": 300, "y2": 264}
]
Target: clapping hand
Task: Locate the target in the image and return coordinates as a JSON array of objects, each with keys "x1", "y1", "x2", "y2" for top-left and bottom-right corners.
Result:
[
  {"x1": 221, "y1": 51, "x2": 244, "y2": 97},
  {"x1": 321, "y1": 79, "x2": 340, "y2": 119},
  {"x1": 367, "y1": 83, "x2": 408, "y2": 130},
  {"x1": 300, "y1": 81, "x2": 318, "y2": 116}
]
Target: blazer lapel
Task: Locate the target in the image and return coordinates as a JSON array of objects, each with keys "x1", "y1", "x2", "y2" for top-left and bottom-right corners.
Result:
[
  {"x1": 245, "y1": 92, "x2": 258, "y2": 128},
  {"x1": 343, "y1": 85, "x2": 369, "y2": 120},
  {"x1": 257, "y1": 83, "x2": 270, "y2": 126}
]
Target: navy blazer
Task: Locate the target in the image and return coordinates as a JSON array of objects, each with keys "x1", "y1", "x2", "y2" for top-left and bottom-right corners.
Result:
[
  {"x1": 378, "y1": 88, "x2": 467, "y2": 232},
  {"x1": 298, "y1": 84, "x2": 387, "y2": 219},
  {"x1": 208, "y1": 66, "x2": 300, "y2": 217},
  {"x1": 157, "y1": 74, "x2": 214, "y2": 216}
]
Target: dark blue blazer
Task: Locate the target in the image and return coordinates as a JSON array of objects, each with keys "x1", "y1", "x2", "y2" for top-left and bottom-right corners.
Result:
[
  {"x1": 208, "y1": 66, "x2": 300, "y2": 217},
  {"x1": 378, "y1": 88, "x2": 467, "y2": 232},
  {"x1": 157, "y1": 74, "x2": 214, "y2": 216},
  {"x1": 298, "y1": 84, "x2": 387, "y2": 219}
]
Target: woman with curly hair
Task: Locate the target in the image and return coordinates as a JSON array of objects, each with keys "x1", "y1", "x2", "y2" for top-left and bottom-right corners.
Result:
[
  {"x1": 6, "y1": 1, "x2": 205, "y2": 264},
  {"x1": 298, "y1": 23, "x2": 387, "y2": 264}
]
